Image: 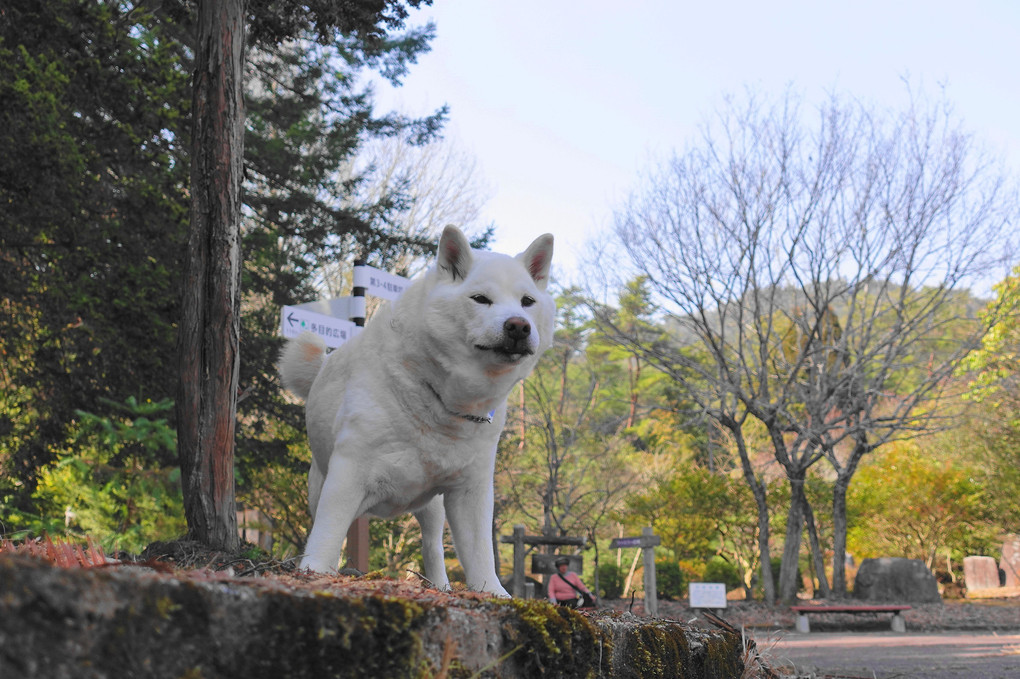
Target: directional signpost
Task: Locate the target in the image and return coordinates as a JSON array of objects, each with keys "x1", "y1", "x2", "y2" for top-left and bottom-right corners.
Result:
[
  {"x1": 610, "y1": 527, "x2": 661, "y2": 617},
  {"x1": 280, "y1": 306, "x2": 356, "y2": 349},
  {"x1": 500, "y1": 525, "x2": 588, "y2": 599},
  {"x1": 280, "y1": 262, "x2": 410, "y2": 572},
  {"x1": 353, "y1": 263, "x2": 409, "y2": 301}
]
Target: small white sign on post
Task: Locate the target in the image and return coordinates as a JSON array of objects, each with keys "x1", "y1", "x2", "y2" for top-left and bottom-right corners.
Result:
[
  {"x1": 280, "y1": 305, "x2": 356, "y2": 348},
  {"x1": 689, "y1": 582, "x2": 728, "y2": 609},
  {"x1": 353, "y1": 263, "x2": 409, "y2": 301},
  {"x1": 292, "y1": 297, "x2": 359, "y2": 320},
  {"x1": 610, "y1": 528, "x2": 661, "y2": 617}
]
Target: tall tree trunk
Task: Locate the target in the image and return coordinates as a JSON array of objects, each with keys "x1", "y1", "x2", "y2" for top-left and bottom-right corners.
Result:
[
  {"x1": 725, "y1": 415, "x2": 774, "y2": 605},
  {"x1": 176, "y1": 0, "x2": 245, "y2": 551},
  {"x1": 779, "y1": 475, "x2": 806, "y2": 603},
  {"x1": 517, "y1": 382, "x2": 526, "y2": 449},
  {"x1": 752, "y1": 477, "x2": 774, "y2": 606},
  {"x1": 831, "y1": 473, "x2": 852, "y2": 596},
  {"x1": 831, "y1": 437, "x2": 867, "y2": 597},
  {"x1": 801, "y1": 490, "x2": 831, "y2": 598},
  {"x1": 626, "y1": 356, "x2": 639, "y2": 428}
]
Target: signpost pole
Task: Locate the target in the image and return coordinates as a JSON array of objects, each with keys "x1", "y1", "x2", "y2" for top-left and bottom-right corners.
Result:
[
  {"x1": 642, "y1": 526, "x2": 658, "y2": 617},
  {"x1": 345, "y1": 259, "x2": 369, "y2": 572},
  {"x1": 609, "y1": 529, "x2": 661, "y2": 616},
  {"x1": 282, "y1": 260, "x2": 409, "y2": 574},
  {"x1": 350, "y1": 258, "x2": 367, "y2": 328},
  {"x1": 512, "y1": 525, "x2": 526, "y2": 598}
]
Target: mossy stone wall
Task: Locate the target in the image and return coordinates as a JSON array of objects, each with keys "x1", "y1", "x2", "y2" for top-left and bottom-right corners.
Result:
[{"x1": 0, "y1": 555, "x2": 744, "y2": 678}]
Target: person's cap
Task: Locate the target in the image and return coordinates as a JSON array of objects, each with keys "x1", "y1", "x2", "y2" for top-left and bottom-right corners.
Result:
[{"x1": 555, "y1": 556, "x2": 570, "y2": 566}]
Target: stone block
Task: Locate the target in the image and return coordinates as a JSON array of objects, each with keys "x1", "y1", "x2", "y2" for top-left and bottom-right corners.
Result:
[
  {"x1": 0, "y1": 554, "x2": 746, "y2": 679},
  {"x1": 964, "y1": 555, "x2": 1000, "y2": 591},
  {"x1": 1000, "y1": 536, "x2": 1020, "y2": 588},
  {"x1": 852, "y1": 557, "x2": 941, "y2": 603}
]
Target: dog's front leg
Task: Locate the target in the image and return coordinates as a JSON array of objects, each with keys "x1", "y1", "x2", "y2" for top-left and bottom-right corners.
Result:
[
  {"x1": 301, "y1": 456, "x2": 365, "y2": 573},
  {"x1": 413, "y1": 496, "x2": 450, "y2": 591},
  {"x1": 444, "y1": 484, "x2": 509, "y2": 597}
]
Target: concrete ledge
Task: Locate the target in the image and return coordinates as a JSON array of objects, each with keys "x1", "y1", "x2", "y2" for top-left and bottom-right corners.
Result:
[
  {"x1": 0, "y1": 555, "x2": 745, "y2": 678},
  {"x1": 966, "y1": 585, "x2": 1020, "y2": 599}
]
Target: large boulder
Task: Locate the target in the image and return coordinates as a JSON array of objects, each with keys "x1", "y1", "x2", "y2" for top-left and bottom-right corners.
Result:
[{"x1": 853, "y1": 557, "x2": 941, "y2": 603}]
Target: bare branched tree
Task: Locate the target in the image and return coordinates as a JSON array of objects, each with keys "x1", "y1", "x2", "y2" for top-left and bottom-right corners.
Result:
[
  {"x1": 315, "y1": 132, "x2": 493, "y2": 298},
  {"x1": 592, "y1": 88, "x2": 1018, "y2": 602}
]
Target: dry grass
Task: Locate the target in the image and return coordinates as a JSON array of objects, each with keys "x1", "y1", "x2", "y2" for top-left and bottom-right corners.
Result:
[{"x1": 0, "y1": 535, "x2": 109, "y2": 568}]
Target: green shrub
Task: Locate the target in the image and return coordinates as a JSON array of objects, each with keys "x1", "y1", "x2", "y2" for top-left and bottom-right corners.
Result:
[
  {"x1": 597, "y1": 561, "x2": 624, "y2": 599},
  {"x1": 655, "y1": 559, "x2": 685, "y2": 600},
  {"x1": 29, "y1": 397, "x2": 185, "y2": 552},
  {"x1": 702, "y1": 556, "x2": 742, "y2": 590}
]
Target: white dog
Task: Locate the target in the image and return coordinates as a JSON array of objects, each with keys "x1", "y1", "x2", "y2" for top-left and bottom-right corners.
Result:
[{"x1": 279, "y1": 226, "x2": 555, "y2": 595}]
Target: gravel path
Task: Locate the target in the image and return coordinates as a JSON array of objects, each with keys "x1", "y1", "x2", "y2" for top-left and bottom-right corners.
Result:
[
  {"x1": 601, "y1": 596, "x2": 1020, "y2": 633},
  {"x1": 760, "y1": 631, "x2": 1020, "y2": 679},
  {"x1": 602, "y1": 596, "x2": 1020, "y2": 677}
]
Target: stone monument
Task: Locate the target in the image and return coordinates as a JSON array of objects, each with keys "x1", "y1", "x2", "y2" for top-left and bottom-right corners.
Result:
[
  {"x1": 1000, "y1": 536, "x2": 1020, "y2": 588},
  {"x1": 853, "y1": 557, "x2": 941, "y2": 603},
  {"x1": 963, "y1": 555, "x2": 1001, "y2": 591}
]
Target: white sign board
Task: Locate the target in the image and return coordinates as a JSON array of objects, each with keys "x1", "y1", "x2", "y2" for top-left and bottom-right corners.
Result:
[
  {"x1": 281, "y1": 306, "x2": 356, "y2": 349},
  {"x1": 292, "y1": 297, "x2": 359, "y2": 319},
  {"x1": 689, "y1": 582, "x2": 728, "y2": 609},
  {"x1": 353, "y1": 264, "x2": 408, "y2": 301}
]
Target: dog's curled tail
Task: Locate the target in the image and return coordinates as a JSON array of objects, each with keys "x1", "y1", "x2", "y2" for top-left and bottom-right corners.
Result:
[{"x1": 278, "y1": 331, "x2": 327, "y2": 400}]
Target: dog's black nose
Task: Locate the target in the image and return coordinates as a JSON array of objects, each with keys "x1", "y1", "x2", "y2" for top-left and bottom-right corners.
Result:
[{"x1": 504, "y1": 317, "x2": 531, "y2": 340}]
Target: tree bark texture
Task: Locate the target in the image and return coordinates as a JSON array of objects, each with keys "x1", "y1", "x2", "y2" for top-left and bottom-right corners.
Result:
[
  {"x1": 751, "y1": 480, "x2": 774, "y2": 606},
  {"x1": 726, "y1": 415, "x2": 775, "y2": 605},
  {"x1": 801, "y1": 489, "x2": 832, "y2": 599},
  {"x1": 779, "y1": 476, "x2": 806, "y2": 603},
  {"x1": 831, "y1": 475, "x2": 852, "y2": 596},
  {"x1": 176, "y1": 0, "x2": 245, "y2": 551}
]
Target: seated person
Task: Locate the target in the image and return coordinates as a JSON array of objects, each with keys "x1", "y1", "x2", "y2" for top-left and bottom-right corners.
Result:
[{"x1": 548, "y1": 556, "x2": 596, "y2": 608}]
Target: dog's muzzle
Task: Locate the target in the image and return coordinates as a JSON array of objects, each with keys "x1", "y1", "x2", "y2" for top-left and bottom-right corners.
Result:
[{"x1": 476, "y1": 317, "x2": 535, "y2": 360}]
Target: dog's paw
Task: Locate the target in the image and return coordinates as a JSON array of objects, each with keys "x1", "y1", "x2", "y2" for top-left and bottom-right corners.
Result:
[
  {"x1": 481, "y1": 583, "x2": 511, "y2": 598},
  {"x1": 300, "y1": 555, "x2": 338, "y2": 574}
]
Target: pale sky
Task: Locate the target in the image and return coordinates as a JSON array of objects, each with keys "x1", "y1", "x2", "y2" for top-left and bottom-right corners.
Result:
[{"x1": 376, "y1": 1, "x2": 1020, "y2": 284}]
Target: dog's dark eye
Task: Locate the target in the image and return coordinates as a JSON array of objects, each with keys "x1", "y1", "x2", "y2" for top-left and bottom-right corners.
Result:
[
  {"x1": 521, "y1": 296, "x2": 536, "y2": 308},
  {"x1": 470, "y1": 294, "x2": 493, "y2": 305}
]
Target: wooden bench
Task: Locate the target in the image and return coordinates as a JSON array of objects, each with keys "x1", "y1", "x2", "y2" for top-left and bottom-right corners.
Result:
[{"x1": 790, "y1": 604, "x2": 912, "y2": 633}]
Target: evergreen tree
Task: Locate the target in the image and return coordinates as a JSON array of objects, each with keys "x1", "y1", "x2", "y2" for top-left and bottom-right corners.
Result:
[
  {"x1": 1, "y1": 1, "x2": 191, "y2": 520},
  {"x1": 234, "y1": 6, "x2": 445, "y2": 554},
  {"x1": 0, "y1": 0, "x2": 444, "y2": 546}
]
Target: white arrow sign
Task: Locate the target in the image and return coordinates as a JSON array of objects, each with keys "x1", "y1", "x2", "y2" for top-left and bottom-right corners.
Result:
[
  {"x1": 280, "y1": 306, "x2": 356, "y2": 348},
  {"x1": 280, "y1": 265, "x2": 407, "y2": 347}
]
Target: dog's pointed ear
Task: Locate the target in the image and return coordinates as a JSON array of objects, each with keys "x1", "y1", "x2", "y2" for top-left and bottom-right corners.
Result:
[
  {"x1": 518, "y1": 234, "x2": 554, "y2": 290},
  {"x1": 437, "y1": 225, "x2": 473, "y2": 282}
]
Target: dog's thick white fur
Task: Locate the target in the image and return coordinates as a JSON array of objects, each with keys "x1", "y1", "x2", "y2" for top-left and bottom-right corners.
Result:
[{"x1": 279, "y1": 226, "x2": 555, "y2": 596}]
